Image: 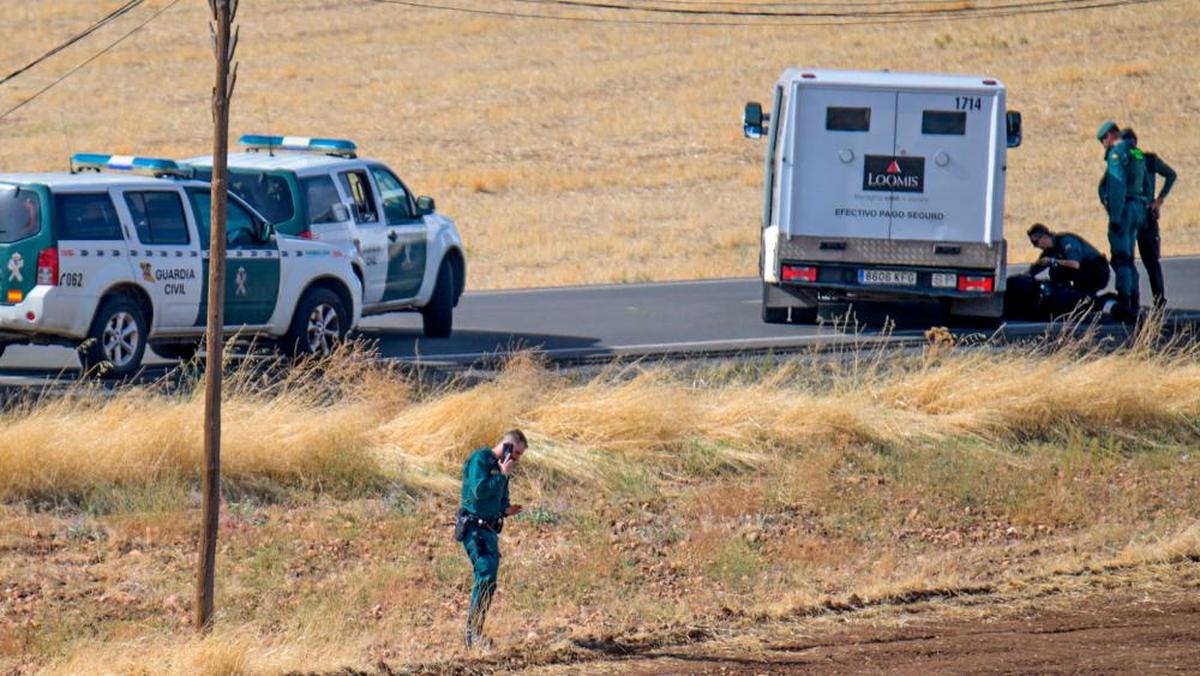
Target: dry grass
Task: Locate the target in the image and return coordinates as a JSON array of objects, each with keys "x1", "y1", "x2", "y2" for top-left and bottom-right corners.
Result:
[
  {"x1": 0, "y1": 328, "x2": 1199, "y2": 672},
  {"x1": 0, "y1": 2, "x2": 1195, "y2": 289}
]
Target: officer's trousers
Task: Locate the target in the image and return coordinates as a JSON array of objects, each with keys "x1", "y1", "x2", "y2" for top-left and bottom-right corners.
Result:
[
  {"x1": 1137, "y1": 207, "x2": 1165, "y2": 303},
  {"x1": 1108, "y1": 201, "x2": 1147, "y2": 305},
  {"x1": 463, "y1": 525, "x2": 500, "y2": 640}
]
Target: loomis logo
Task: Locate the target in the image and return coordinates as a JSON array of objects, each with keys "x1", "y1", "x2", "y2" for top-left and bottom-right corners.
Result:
[{"x1": 863, "y1": 155, "x2": 925, "y2": 193}]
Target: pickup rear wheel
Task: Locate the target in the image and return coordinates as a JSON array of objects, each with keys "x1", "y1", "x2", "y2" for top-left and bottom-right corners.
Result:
[
  {"x1": 80, "y1": 296, "x2": 148, "y2": 379},
  {"x1": 285, "y1": 287, "x2": 347, "y2": 359},
  {"x1": 421, "y1": 258, "x2": 455, "y2": 338}
]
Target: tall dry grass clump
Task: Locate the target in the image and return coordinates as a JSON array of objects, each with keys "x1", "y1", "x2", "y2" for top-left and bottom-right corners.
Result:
[
  {"x1": 0, "y1": 344, "x2": 406, "y2": 503},
  {"x1": 2, "y1": 325, "x2": 1200, "y2": 505}
]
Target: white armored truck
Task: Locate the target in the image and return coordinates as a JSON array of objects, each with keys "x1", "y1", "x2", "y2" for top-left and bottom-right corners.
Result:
[{"x1": 744, "y1": 69, "x2": 1023, "y2": 324}]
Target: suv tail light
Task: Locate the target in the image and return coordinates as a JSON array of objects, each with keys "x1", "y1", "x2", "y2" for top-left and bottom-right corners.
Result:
[
  {"x1": 957, "y1": 275, "x2": 994, "y2": 293},
  {"x1": 781, "y1": 264, "x2": 818, "y2": 283},
  {"x1": 296, "y1": 230, "x2": 315, "y2": 240},
  {"x1": 36, "y1": 247, "x2": 58, "y2": 286}
]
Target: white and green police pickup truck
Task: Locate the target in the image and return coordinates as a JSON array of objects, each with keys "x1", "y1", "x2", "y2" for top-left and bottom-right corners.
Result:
[
  {"x1": 186, "y1": 135, "x2": 466, "y2": 338},
  {"x1": 0, "y1": 154, "x2": 363, "y2": 378}
]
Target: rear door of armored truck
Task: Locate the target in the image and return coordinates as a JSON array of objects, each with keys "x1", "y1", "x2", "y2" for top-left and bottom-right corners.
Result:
[
  {"x1": 890, "y1": 91, "x2": 999, "y2": 243},
  {"x1": 786, "y1": 86, "x2": 897, "y2": 240}
]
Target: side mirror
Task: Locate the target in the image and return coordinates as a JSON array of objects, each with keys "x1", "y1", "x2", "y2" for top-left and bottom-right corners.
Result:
[
  {"x1": 331, "y1": 203, "x2": 351, "y2": 222},
  {"x1": 416, "y1": 195, "x2": 435, "y2": 216},
  {"x1": 744, "y1": 101, "x2": 768, "y2": 139},
  {"x1": 1006, "y1": 110, "x2": 1022, "y2": 148},
  {"x1": 256, "y1": 219, "x2": 274, "y2": 242}
]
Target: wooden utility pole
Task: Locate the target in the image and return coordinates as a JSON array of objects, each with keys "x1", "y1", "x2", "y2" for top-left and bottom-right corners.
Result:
[{"x1": 196, "y1": 0, "x2": 238, "y2": 634}]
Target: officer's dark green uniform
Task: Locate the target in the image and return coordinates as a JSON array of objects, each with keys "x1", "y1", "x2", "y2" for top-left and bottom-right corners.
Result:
[
  {"x1": 1028, "y1": 232, "x2": 1109, "y2": 295},
  {"x1": 459, "y1": 447, "x2": 510, "y2": 646},
  {"x1": 1096, "y1": 122, "x2": 1148, "y2": 313}
]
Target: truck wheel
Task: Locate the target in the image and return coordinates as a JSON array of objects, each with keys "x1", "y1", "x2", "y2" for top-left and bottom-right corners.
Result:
[
  {"x1": 421, "y1": 259, "x2": 455, "y2": 338},
  {"x1": 80, "y1": 296, "x2": 148, "y2": 379},
  {"x1": 285, "y1": 287, "x2": 348, "y2": 359},
  {"x1": 153, "y1": 342, "x2": 199, "y2": 362}
]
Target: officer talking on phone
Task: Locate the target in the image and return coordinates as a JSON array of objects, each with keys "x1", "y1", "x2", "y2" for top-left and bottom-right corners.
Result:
[{"x1": 456, "y1": 429, "x2": 527, "y2": 649}]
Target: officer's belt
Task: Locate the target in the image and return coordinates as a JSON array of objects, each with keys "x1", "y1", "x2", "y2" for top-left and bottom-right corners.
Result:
[{"x1": 458, "y1": 509, "x2": 503, "y2": 532}]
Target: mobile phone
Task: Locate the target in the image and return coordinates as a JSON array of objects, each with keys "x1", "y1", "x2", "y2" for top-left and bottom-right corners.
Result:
[{"x1": 501, "y1": 442, "x2": 514, "y2": 463}]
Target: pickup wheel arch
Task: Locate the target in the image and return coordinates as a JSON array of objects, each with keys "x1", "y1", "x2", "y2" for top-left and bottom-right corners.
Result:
[{"x1": 97, "y1": 283, "x2": 154, "y2": 331}]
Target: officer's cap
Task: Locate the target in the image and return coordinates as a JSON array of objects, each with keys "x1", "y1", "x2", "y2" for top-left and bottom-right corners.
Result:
[{"x1": 1095, "y1": 120, "x2": 1119, "y2": 140}]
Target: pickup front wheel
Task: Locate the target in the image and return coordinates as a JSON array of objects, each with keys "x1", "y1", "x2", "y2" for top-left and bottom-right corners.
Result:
[{"x1": 421, "y1": 259, "x2": 455, "y2": 338}]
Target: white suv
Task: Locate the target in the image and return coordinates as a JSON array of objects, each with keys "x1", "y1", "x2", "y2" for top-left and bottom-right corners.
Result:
[
  {"x1": 0, "y1": 154, "x2": 363, "y2": 378},
  {"x1": 186, "y1": 135, "x2": 466, "y2": 337}
]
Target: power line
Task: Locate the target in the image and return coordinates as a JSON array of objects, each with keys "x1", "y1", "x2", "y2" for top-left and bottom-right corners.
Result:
[
  {"x1": 0, "y1": 0, "x2": 183, "y2": 123},
  {"x1": 506, "y1": 0, "x2": 1114, "y2": 18},
  {"x1": 0, "y1": 1, "x2": 147, "y2": 88},
  {"x1": 369, "y1": 0, "x2": 1162, "y2": 26}
]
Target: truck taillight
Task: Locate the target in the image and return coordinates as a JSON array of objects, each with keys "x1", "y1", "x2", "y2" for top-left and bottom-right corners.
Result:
[
  {"x1": 957, "y1": 275, "x2": 994, "y2": 293},
  {"x1": 781, "y1": 264, "x2": 818, "y2": 283},
  {"x1": 296, "y1": 230, "x2": 315, "y2": 240},
  {"x1": 36, "y1": 247, "x2": 58, "y2": 286}
]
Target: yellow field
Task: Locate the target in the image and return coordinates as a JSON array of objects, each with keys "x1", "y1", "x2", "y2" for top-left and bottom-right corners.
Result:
[
  {"x1": 0, "y1": 1, "x2": 1195, "y2": 289},
  {"x1": 0, "y1": 332, "x2": 1198, "y2": 671}
]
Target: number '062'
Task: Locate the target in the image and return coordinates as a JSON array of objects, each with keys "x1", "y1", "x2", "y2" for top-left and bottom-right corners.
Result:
[{"x1": 58, "y1": 272, "x2": 83, "y2": 287}]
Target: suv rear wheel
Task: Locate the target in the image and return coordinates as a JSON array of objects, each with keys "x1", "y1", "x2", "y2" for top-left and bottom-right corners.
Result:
[
  {"x1": 81, "y1": 296, "x2": 148, "y2": 379},
  {"x1": 421, "y1": 258, "x2": 455, "y2": 338},
  {"x1": 285, "y1": 287, "x2": 348, "y2": 358}
]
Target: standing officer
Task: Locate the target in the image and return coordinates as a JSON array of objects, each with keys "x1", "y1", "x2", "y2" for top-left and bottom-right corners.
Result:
[
  {"x1": 457, "y1": 430, "x2": 526, "y2": 649},
  {"x1": 1096, "y1": 121, "x2": 1148, "y2": 321},
  {"x1": 1121, "y1": 128, "x2": 1177, "y2": 308}
]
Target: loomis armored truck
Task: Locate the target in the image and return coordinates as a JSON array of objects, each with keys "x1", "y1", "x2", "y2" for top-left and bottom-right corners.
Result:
[{"x1": 744, "y1": 69, "x2": 1023, "y2": 324}]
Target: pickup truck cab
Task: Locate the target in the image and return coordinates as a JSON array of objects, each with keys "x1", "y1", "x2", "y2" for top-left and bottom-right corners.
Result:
[
  {"x1": 185, "y1": 135, "x2": 466, "y2": 337},
  {"x1": 745, "y1": 69, "x2": 1023, "y2": 324},
  {"x1": 0, "y1": 154, "x2": 363, "y2": 378}
]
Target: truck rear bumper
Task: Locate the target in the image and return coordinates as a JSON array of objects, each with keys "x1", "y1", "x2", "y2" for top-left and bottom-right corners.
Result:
[
  {"x1": 775, "y1": 234, "x2": 1005, "y2": 271},
  {"x1": 0, "y1": 287, "x2": 85, "y2": 343}
]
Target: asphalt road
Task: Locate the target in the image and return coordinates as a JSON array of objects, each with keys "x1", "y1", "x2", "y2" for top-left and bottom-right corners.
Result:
[{"x1": 2, "y1": 256, "x2": 1198, "y2": 379}]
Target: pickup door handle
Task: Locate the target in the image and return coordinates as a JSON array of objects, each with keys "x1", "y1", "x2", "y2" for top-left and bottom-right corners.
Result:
[{"x1": 388, "y1": 231, "x2": 398, "y2": 243}]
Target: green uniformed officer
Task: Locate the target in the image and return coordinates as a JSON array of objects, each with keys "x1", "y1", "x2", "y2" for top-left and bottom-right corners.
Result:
[
  {"x1": 1120, "y1": 128, "x2": 1177, "y2": 307},
  {"x1": 458, "y1": 430, "x2": 526, "y2": 649},
  {"x1": 1096, "y1": 121, "x2": 1148, "y2": 320}
]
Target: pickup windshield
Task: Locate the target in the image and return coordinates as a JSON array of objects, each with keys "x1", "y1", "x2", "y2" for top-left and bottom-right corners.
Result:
[{"x1": 0, "y1": 186, "x2": 43, "y2": 243}]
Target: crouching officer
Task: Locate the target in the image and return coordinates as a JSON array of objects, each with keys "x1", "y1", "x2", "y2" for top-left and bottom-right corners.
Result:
[
  {"x1": 1007, "y1": 223, "x2": 1109, "y2": 317},
  {"x1": 1096, "y1": 121, "x2": 1148, "y2": 321},
  {"x1": 456, "y1": 430, "x2": 526, "y2": 649}
]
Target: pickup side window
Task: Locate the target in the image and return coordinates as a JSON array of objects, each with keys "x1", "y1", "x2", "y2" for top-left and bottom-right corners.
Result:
[
  {"x1": 826, "y1": 107, "x2": 871, "y2": 132},
  {"x1": 0, "y1": 187, "x2": 42, "y2": 243},
  {"x1": 303, "y1": 175, "x2": 343, "y2": 225},
  {"x1": 55, "y1": 193, "x2": 123, "y2": 240},
  {"x1": 922, "y1": 110, "x2": 967, "y2": 135},
  {"x1": 193, "y1": 169, "x2": 295, "y2": 226},
  {"x1": 369, "y1": 167, "x2": 415, "y2": 224},
  {"x1": 124, "y1": 191, "x2": 190, "y2": 245},
  {"x1": 186, "y1": 188, "x2": 260, "y2": 248},
  {"x1": 337, "y1": 170, "x2": 380, "y2": 225}
]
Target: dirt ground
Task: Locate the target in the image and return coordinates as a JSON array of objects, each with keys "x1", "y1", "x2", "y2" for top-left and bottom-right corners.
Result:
[{"x1": 509, "y1": 562, "x2": 1200, "y2": 675}]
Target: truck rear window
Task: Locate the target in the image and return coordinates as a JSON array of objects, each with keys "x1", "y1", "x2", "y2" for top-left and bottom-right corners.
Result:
[
  {"x1": 55, "y1": 193, "x2": 123, "y2": 241},
  {"x1": 195, "y1": 169, "x2": 296, "y2": 225},
  {"x1": 826, "y1": 107, "x2": 871, "y2": 132},
  {"x1": 0, "y1": 187, "x2": 42, "y2": 243},
  {"x1": 922, "y1": 110, "x2": 967, "y2": 135}
]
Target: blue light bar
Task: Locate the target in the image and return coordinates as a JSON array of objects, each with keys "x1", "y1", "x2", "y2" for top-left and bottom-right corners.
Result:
[
  {"x1": 238, "y1": 134, "x2": 358, "y2": 158},
  {"x1": 71, "y1": 153, "x2": 194, "y2": 178}
]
